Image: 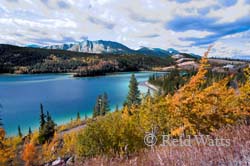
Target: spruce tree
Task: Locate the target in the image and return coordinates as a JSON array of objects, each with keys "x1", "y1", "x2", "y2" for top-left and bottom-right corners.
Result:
[
  {"x1": 28, "y1": 127, "x2": 32, "y2": 135},
  {"x1": 93, "y1": 95, "x2": 102, "y2": 117},
  {"x1": 146, "y1": 88, "x2": 151, "y2": 97},
  {"x1": 39, "y1": 103, "x2": 46, "y2": 130},
  {"x1": 158, "y1": 88, "x2": 163, "y2": 96},
  {"x1": 38, "y1": 103, "x2": 46, "y2": 143},
  {"x1": 100, "y1": 92, "x2": 110, "y2": 116},
  {"x1": 44, "y1": 111, "x2": 56, "y2": 141},
  {"x1": 38, "y1": 104, "x2": 56, "y2": 144},
  {"x1": 18, "y1": 125, "x2": 22, "y2": 138},
  {"x1": 125, "y1": 74, "x2": 141, "y2": 107},
  {"x1": 76, "y1": 112, "x2": 81, "y2": 121}
]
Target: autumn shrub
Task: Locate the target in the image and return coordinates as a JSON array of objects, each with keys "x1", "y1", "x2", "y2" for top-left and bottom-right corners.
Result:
[
  {"x1": 59, "y1": 131, "x2": 78, "y2": 157},
  {"x1": 77, "y1": 111, "x2": 145, "y2": 157},
  {"x1": 41, "y1": 133, "x2": 62, "y2": 163}
]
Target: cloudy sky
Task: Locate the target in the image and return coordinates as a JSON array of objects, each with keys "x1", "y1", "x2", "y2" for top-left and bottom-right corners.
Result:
[{"x1": 0, "y1": 0, "x2": 250, "y2": 58}]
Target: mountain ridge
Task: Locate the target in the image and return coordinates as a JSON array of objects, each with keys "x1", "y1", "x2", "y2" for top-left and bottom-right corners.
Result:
[
  {"x1": 36, "y1": 39, "x2": 198, "y2": 57},
  {"x1": 44, "y1": 40, "x2": 134, "y2": 54}
]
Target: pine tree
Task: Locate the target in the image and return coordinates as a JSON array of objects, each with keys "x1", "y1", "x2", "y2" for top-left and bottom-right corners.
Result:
[
  {"x1": 146, "y1": 88, "x2": 151, "y2": 97},
  {"x1": 39, "y1": 103, "x2": 46, "y2": 130},
  {"x1": 125, "y1": 74, "x2": 141, "y2": 107},
  {"x1": 38, "y1": 104, "x2": 56, "y2": 144},
  {"x1": 93, "y1": 95, "x2": 102, "y2": 117},
  {"x1": 44, "y1": 111, "x2": 56, "y2": 141},
  {"x1": 39, "y1": 104, "x2": 46, "y2": 143},
  {"x1": 28, "y1": 127, "x2": 32, "y2": 136},
  {"x1": 18, "y1": 125, "x2": 22, "y2": 138},
  {"x1": 76, "y1": 112, "x2": 81, "y2": 121},
  {"x1": 100, "y1": 92, "x2": 110, "y2": 116}
]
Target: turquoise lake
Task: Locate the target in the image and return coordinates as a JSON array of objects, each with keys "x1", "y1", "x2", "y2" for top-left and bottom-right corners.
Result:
[{"x1": 0, "y1": 72, "x2": 159, "y2": 136}]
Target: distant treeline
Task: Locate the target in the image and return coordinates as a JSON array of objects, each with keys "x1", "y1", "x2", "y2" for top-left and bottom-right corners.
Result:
[{"x1": 209, "y1": 56, "x2": 250, "y2": 62}]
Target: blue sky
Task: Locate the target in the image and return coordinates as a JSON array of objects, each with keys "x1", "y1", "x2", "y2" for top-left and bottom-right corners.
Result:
[{"x1": 0, "y1": 0, "x2": 249, "y2": 58}]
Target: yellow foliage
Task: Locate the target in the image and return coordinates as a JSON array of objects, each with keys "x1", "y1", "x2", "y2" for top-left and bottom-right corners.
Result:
[
  {"x1": 42, "y1": 134, "x2": 60, "y2": 163},
  {"x1": 122, "y1": 105, "x2": 130, "y2": 120},
  {"x1": 182, "y1": 47, "x2": 211, "y2": 92},
  {"x1": 164, "y1": 48, "x2": 249, "y2": 135},
  {"x1": 60, "y1": 132, "x2": 78, "y2": 156},
  {"x1": 171, "y1": 127, "x2": 184, "y2": 136},
  {"x1": 0, "y1": 128, "x2": 17, "y2": 165},
  {"x1": 239, "y1": 66, "x2": 250, "y2": 113},
  {"x1": 30, "y1": 131, "x2": 39, "y2": 145}
]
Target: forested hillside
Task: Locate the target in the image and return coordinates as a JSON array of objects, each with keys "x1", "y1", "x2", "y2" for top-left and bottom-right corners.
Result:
[{"x1": 0, "y1": 44, "x2": 174, "y2": 75}]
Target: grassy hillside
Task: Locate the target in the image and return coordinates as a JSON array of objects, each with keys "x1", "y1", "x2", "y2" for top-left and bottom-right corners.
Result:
[{"x1": 77, "y1": 125, "x2": 250, "y2": 166}]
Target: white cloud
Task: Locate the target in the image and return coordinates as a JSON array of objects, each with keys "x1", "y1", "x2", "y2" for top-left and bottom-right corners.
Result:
[
  {"x1": 0, "y1": 0, "x2": 249, "y2": 58},
  {"x1": 211, "y1": 35, "x2": 250, "y2": 58},
  {"x1": 208, "y1": 0, "x2": 250, "y2": 23}
]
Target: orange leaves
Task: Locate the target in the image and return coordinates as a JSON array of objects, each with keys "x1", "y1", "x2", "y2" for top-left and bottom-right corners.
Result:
[{"x1": 22, "y1": 143, "x2": 37, "y2": 166}]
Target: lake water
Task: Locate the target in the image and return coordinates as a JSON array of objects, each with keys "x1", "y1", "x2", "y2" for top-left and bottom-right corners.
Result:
[{"x1": 0, "y1": 72, "x2": 158, "y2": 136}]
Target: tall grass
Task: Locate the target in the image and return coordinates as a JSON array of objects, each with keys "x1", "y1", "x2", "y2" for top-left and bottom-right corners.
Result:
[{"x1": 76, "y1": 125, "x2": 250, "y2": 166}]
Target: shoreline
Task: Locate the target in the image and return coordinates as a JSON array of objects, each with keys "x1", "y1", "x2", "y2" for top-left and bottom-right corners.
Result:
[
  {"x1": 0, "y1": 70, "x2": 168, "y2": 77},
  {"x1": 140, "y1": 81, "x2": 159, "y2": 91}
]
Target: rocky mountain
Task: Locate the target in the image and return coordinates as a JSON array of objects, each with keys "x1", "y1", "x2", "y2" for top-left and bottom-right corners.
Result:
[
  {"x1": 41, "y1": 40, "x2": 184, "y2": 57},
  {"x1": 44, "y1": 40, "x2": 134, "y2": 54},
  {"x1": 136, "y1": 47, "x2": 179, "y2": 56}
]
